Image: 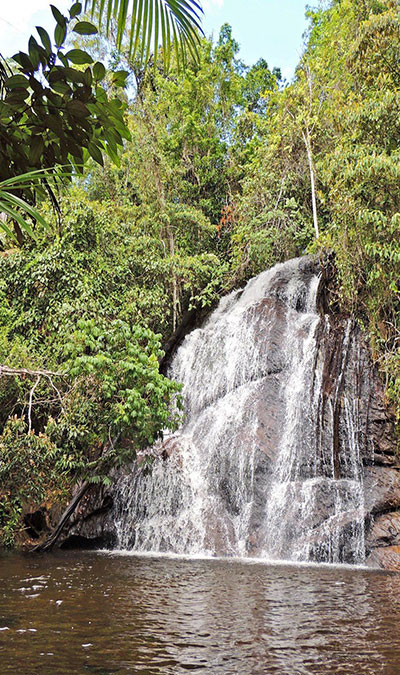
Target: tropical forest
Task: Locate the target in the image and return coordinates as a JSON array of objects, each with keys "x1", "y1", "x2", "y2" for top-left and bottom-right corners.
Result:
[{"x1": 1, "y1": 1, "x2": 400, "y2": 673}]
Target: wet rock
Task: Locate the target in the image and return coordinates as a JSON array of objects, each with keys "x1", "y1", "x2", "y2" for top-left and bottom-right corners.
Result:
[
  {"x1": 364, "y1": 468, "x2": 400, "y2": 515},
  {"x1": 309, "y1": 313, "x2": 400, "y2": 569},
  {"x1": 61, "y1": 485, "x2": 116, "y2": 549},
  {"x1": 367, "y1": 546, "x2": 400, "y2": 572},
  {"x1": 367, "y1": 511, "x2": 400, "y2": 549}
]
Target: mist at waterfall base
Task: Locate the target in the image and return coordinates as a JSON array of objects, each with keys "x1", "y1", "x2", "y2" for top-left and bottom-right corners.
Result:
[{"x1": 113, "y1": 256, "x2": 367, "y2": 565}]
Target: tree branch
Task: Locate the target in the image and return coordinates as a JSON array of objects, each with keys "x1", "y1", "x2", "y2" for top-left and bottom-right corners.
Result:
[
  {"x1": 0, "y1": 365, "x2": 65, "y2": 378},
  {"x1": 0, "y1": 365, "x2": 64, "y2": 378},
  {"x1": 28, "y1": 376, "x2": 40, "y2": 433},
  {"x1": 30, "y1": 481, "x2": 90, "y2": 553},
  {"x1": 30, "y1": 434, "x2": 120, "y2": 552}
]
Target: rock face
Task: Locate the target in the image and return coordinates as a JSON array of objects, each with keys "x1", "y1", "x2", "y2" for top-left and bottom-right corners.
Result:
[
  {"x1": 58, "y1": 256, "x2": 400, "y2": 570},
  {"x1": 313, "y1": 317, "x2": 400, "y2": 568}
]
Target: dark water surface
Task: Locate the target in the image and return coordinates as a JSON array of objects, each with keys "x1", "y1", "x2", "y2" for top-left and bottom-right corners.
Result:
[{"x1": 1, "y1": 552, "x2": 400, "y2": 674}]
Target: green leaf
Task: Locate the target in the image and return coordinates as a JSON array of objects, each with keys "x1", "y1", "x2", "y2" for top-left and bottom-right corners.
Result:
[
  {"x1": 141, "y1": 0, "x2": 151, "y2": 64},
  {"x1": 66, "y1": 99, "x2": 90, "y2": 117},
  {"x1": 83, "y1": 67, "x2": 93, "y2": 86},
  {"x1": 64, "y1": 137, "x2": 84, "y2": 160},
  {"x1": 105, "y1": 142, "x2": 120, "y2": 166},
  {"x1": 63, "y1": 67, "x2": 85, "y2": 83},
  {"x1": 50, "y1": 5, "x2": 66, "y2": 27},
  {"x1": 12, "y1": 51, "x2": 34, "y2": 72},
  {"x1": 0, "y1": 202, "x2": 35, "y2": 239},
  {"x1": 47, "y1": 68, "x2": 65, "y2": 84},
  {"x1": 87, "y1": 142, "x2": 104, "y2": 165},
  {"x1": 69, "y1": 2, "x2": 82, "y2": 18},
  {"x1": 65, "y1": 49, "x2": 94, "y2": 64},
  {"x1": 4, "y1": 75, "x2": 30, "y2": 89},
  {"x1": 28, "y1": 37, "x2": 41, "y2": 68},
  {"x1": 112, "y1": 70, "x2": 129, "y2": 87},
  {"x1": 82, "y1": 0, "x2": 203, "y2": 70},
  {"x1": 51, "y1": 81, "x2": 72, "y2": 95},
  {"x1": 36, "y1": 26, "x2": 52, "y2": 53},
  {"x1": 93, "y1": 62, "x2": 106, "y2": 81},
  {"x1": 116, "y1": 0, "x2": 130, "y2": 50},
  {"x1": 1, "y1": 195, "x2": 43, "y2": 237},
  {"x1": 153, "y1": 0, "x2": 159, "y2": 66},
  {"x1": 55, "y1": 23, "x2": 67, "y2": 47},
  {"x1": 29, "y1": 76, "x2": 44, "y2": 97},
  {"x1": 0, "y1": 211, "x2": 19, "y2": 242},
  {"x1": 45, "y1": 113, "x2": 64, "y2": 136},
  {"x1": 73, "y1": 21, "x2": 98, "y2": 35},
  {"x1": 29, "y1": 136, "x2": 45, "y2": 165},
  {"x1": 5, "y1": 89, "x2": 30, "y2": 104},
  {"x1": 95, "y1": 85, "x2": 108, "y2": 103}
]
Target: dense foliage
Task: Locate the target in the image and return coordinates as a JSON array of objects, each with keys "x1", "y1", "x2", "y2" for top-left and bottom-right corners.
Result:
[{"x1": 0, "y1": 193, "x2": 187, "y2": 544}]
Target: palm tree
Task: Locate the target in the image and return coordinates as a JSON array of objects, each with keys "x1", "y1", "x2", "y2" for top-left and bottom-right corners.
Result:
[{"x1": 85, "y1": 0, "x2": 204, "y2": 69}]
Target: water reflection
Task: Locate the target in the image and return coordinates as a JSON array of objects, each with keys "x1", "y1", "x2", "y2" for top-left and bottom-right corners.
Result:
[{"x1": 0, "y1": 551, "x2": 399, "y2": 674}]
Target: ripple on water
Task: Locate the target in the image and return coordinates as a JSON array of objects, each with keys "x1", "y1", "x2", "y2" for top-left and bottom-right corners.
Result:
[{"x1": 0, "y1": 550, "x2": 398, "y2": 675}]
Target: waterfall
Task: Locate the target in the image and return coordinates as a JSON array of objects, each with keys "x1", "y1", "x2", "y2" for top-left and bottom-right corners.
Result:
[{"x1": 113, "y1": 256, "x2": 366, "y2": 564}]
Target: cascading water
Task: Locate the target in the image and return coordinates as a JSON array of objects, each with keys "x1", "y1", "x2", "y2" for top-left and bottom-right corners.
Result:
[
  {"x1": 262, "y1": 314, "x2": 365, "y2": 565},
  {"x1": 112, "y1": 256, "x2": 367, "y2": 564}
]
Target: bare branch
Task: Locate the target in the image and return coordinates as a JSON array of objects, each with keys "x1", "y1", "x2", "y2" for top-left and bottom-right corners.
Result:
[
  {"x1": 48, "y1": 376, "x2": 66, "y2": 413},
  {"x1": 274, "y1": 174, "x2": 286, "y2": 210},
  {"x1": 28, "y1": 376, "x2": 40, "y2": 433},
  {"x1": 0, "y1": 365, "x2": 64, "y2": 379}
]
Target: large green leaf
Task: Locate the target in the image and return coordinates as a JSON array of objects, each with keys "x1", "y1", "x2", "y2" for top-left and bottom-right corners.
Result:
[
  {"x1": 65, "y1": 48, "x2": 94, "y2": 64},
  {"x1": 85, "y1": 0, "x2": 204, "y2": 70},
  {"x1": 73, "y1": 20, "x2": 98, "y2": 35}
]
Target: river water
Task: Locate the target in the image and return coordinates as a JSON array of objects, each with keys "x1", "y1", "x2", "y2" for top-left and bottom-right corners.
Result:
[{"x1": 1, "y1": 551, "x2": 400, "y2": 674}]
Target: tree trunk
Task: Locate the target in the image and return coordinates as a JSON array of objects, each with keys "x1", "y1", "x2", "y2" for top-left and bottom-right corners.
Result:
[
  {"x1": 303, "y1": 127, "x2": 319, "y2": 240},
  {"x1": 31, "y1": 481, "x2": 89, "y2": 552},
  {"x1": 168, "y1": 225, "x2": 178, "y2": 332}
]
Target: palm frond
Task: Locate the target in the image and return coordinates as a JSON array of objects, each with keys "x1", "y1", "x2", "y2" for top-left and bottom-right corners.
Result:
[
  {"x1": 0, "y1": 169, "x2": 59, "y2": 243},
  {"x1": 85, "y1": 0, "x2": 204, "y2": 69},
  {"x1": 0, "y1": 54, "x2": 13, "y2": 99}
]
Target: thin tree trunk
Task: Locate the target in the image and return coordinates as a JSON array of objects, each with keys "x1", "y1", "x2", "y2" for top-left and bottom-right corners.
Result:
[
  {"x1": 168, "y1": 226, "x2": 178, "y2": 331},
  {"x1": 138, "y1": 96, "x2": 180, "y2": 331},
  {"x1": 303, "y1": 127, "x2": 319, "y2": 240},
  {"x1": 31, "y1": 434, "x2": 120, "y2": 553}
]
